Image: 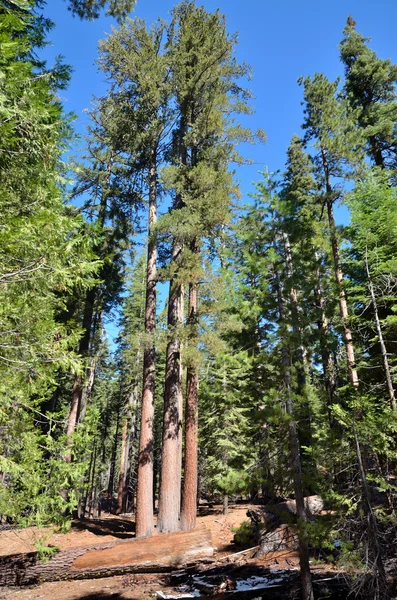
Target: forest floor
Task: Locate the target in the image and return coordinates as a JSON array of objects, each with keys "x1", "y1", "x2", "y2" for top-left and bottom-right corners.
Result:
[{"x1": 0, "y1": 503, "x2": 321, "y2": 600}]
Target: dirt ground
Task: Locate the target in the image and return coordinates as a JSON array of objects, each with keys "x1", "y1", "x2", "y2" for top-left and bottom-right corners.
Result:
[{"x1": 0, "y1": 504, "x2": 301, "y2": 600}]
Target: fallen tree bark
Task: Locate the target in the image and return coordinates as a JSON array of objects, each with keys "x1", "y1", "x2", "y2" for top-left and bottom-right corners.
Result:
[{"x1": 0, "y1": 527, "x2": 213, "y2": 587}]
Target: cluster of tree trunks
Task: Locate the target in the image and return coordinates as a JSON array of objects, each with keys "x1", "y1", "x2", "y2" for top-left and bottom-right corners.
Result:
[{"x1": 0, "y1": 527, "x2": 213, "y2": 587}]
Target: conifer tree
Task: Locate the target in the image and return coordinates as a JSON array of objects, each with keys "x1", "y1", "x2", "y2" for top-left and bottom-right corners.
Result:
[
  {"x1": 340, "y1": 16, "x2": 397, "y2": 169},
  {"x1": 65, "y1": 98, "x2": 136, "y2": 460},
  {"x1": 300, "y1": 74, "x2": 360, "y2": 389},
  {"x1": 157, "y1": 0, "x2": 260, "y2": 533},
  {"x1": 0, "y1": 0, "x2": 98, "y2": 525},
  {"x1": 115, "y1": 256, "x2": 146, "y2": 514},
  {"x1": 66, "y1": 0, "x2": 136, "y2": 21},
  {"x1": 94, "y1": 17, "x2": 173, "y2": 535}
]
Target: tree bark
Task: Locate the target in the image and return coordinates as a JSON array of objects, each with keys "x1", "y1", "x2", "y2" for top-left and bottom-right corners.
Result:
[
  {"x1": 0, "y1": 528, "x2": 213, "y2": 587},
  {"x1": 283, "y1": 233, "x2": 313, "y2": 483},
  {"x1": 66, "y1": 156, "x2": 112, "y2": 455},
  {"x1": 273, "y1": 252, "x2": 314, "y2": 600},
  {"x1": 314, "y1": 276, "x2": 336, "y2": 417},
  {"x1": 136, "y1": 155, "x2": 157, "y2": 538},
  {"x1": 321, "y1": 148, "x2": 359, "y2": 389},
  {"x1": 158, "y1": 234, "x2": 184, "y2": 533},
  {"x1": 365, "y1": 254, "x2": 396, "y2": 411},
  {"x1": 354, "y1": 427, "x2": 390, "y2": 600},
  {"x1": 181, "y1": 266, "x2": 199, "y2": 530},
  {"x1": 116, "y1": 403, "x2": 132, "y2": 515},
  {"x1": 158, "y1": 108, "x2": 187, "y2": 533},
  {"x1": 65, "y1": 286, "x2": 96, "y2": 462}
]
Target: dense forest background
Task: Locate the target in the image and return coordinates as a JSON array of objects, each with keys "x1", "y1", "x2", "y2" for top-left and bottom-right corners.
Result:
[{"x1": 2, "y1": 1, "x2": 397, "y2": 599}]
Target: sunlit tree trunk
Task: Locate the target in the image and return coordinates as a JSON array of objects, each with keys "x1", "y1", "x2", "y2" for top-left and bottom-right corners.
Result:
[
  {"x1": 321, "y1": 148, "x2": 359, "y2": 389},
  {"x1": 181, "y1": 271, "x2": 199, "y2": 530},
  {"x1": 136, "y1": 154, "x2": 157, "y2": 538},
  {"x1": 157, "y1": 235, "x2": 184, "y2": 533}
]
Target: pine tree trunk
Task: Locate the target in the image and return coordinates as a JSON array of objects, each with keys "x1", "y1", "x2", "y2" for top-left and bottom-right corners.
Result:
[
  {"x1": 0, "y1": 528, "x2": 214, "y2": 587},
  {"x1": 181, "y1": 277, "x2": 199, "y2": 530},
  {"x1": 108, "y1": 408, "x2": 121, "y2": 503},
  {"x1": 314, "y1": 279, "x2": 336, "y2": 416},
  {"x1": 283, "y1": 233, "x2": 313, "y2": 482},
  {"x1": 369, "y1": 136, "x2": 385, "y2": 168},
  {"x1": 65, "y1": 287, "x2": 96, "y2": 461},
  {"x1": 273, "y1": 256, "x2": 314, "y2": 600},
  {"x1": 79, "y1": 353, "x2": 98, "y2": 425},
  {"x1": 365, "y1": 255, "x2": 396, "y2": 411},
  {"x1": 158, "y1": 240, "x2": 184, "y2": 532},
  {"x1": 158, "y1": 110, "x2": 187, "y2": 533},
  {"x1": 136, "y1": 155, "x2": 157, "y2": 538},
  {"x1": 321, "y1": 149, "x2": 359, "y2": 388},
  {"x1": 116, "y1": 414, "x2": 129, "y2": 515},
  {"x1": 223, "y1": 493, "x2": 229, "y2": 516},
  {"x1": 327, "y1": 199, "x2": 358, "y2": 387},
  {"x1": 354, "y1": 428, "x2": 390, "y2": 600}
]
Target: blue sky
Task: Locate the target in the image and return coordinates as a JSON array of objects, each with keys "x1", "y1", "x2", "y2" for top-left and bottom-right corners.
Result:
[
  {"x1": 41, "y1": 0, "x2": 397, "y2": 342},
  {"x1": 44, "y1": 0, "x2": 397, "y2": 199}
]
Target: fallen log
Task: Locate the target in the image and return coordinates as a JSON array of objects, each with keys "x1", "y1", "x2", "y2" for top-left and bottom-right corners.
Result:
[{"x1": 0, "y1": 527, "x2": 213, "y2": 587}]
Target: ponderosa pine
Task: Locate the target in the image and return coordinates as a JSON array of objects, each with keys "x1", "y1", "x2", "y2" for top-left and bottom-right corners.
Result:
[
  {"x1": 97, "y1": 17, "x2": 173, "y2": 536},
  {"x1": 340, "y1": 17, "x2": 397, "y2": 169}
]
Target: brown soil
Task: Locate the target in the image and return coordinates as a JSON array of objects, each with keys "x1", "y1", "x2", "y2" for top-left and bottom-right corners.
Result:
[{"x1": 0, "y1": 504, "x2": 301, "y2": 600}]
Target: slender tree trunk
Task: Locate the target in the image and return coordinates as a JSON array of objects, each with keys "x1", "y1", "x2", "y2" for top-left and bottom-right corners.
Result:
[
  {"x1": 273, "y1": 255, "x2": 314, "y2": 600},
  {"x1": 223, "y1": 494, "x2": 229, "y2": 516},
  {"x1": 116, "y1": 411, "x2": 130, "y2": 515},
  {"x1": 65, "y1": 287, "x2": 96, "y2": 461},
  {"x1": 283, "y1": 234, "x2": 313, "y2": 473},
  {"x1": 108, "y1": 408, "x2": 121, "y2": 505},
  {"x1": 328, "y1": 199, "x2": 358, "y2": 386},
  {"x1": 136, "y1": 154, "x2": 157, "y2": 538},
  {"x1": 180, "y1": 275, "x2": 199, "y2": 530},
  {"x1": 314, "y1": 278, "x2": 336, "y2": 416},
  {"x1": 66, "y1": 157, "x2": 112, "y2": 457},
  {"x1": 354, "y1": 427, "x2": 390, "y2": 600},
  {"x1": 365, "y1": 254, "x2": 396, "y2": 411},
  {"x1": 321, "y1": 149, "x2": 359, "y2": 388},
  {"x1": 118, "y1": 340, "x2": 142, "y2": 516},
  {"x1": 87, "y1": 442, "x2": 97, "y2": 518}
]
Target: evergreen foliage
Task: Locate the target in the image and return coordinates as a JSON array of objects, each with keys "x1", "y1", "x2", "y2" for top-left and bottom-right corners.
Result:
[{"x1": 2, "y1": 5, "x2": 397, "y2": 598}]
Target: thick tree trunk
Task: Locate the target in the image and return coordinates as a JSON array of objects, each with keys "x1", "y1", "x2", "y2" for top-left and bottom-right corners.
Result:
[
  {"x1": 181, "y1": 274, "x2": 199, "y2": 530},
  {"x1": 365, "y1": 256, "x2": 396, "y2": 411},
  {"x1": 158, "y1": 108, "x2": 186, "y2": 532},
  {"x1": 136, "y1": 155, "x2": 158, "y2": 538},
  {"x1": 0, "y1": 528, "x2": 213, "y2": 587},
  {"x1": 158, "y1": 235, "x2": 184, "y2": 532}
]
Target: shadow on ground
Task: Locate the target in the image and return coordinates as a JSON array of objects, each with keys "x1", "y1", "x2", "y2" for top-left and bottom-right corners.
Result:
[{"x1": 72, "y1": 518, "x2": 136, "y2": 539}]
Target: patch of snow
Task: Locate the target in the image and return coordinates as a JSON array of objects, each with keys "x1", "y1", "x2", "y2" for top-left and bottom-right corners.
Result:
[{"x1": 156, "y1": 592, "x2": 198, "y2": 599}]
